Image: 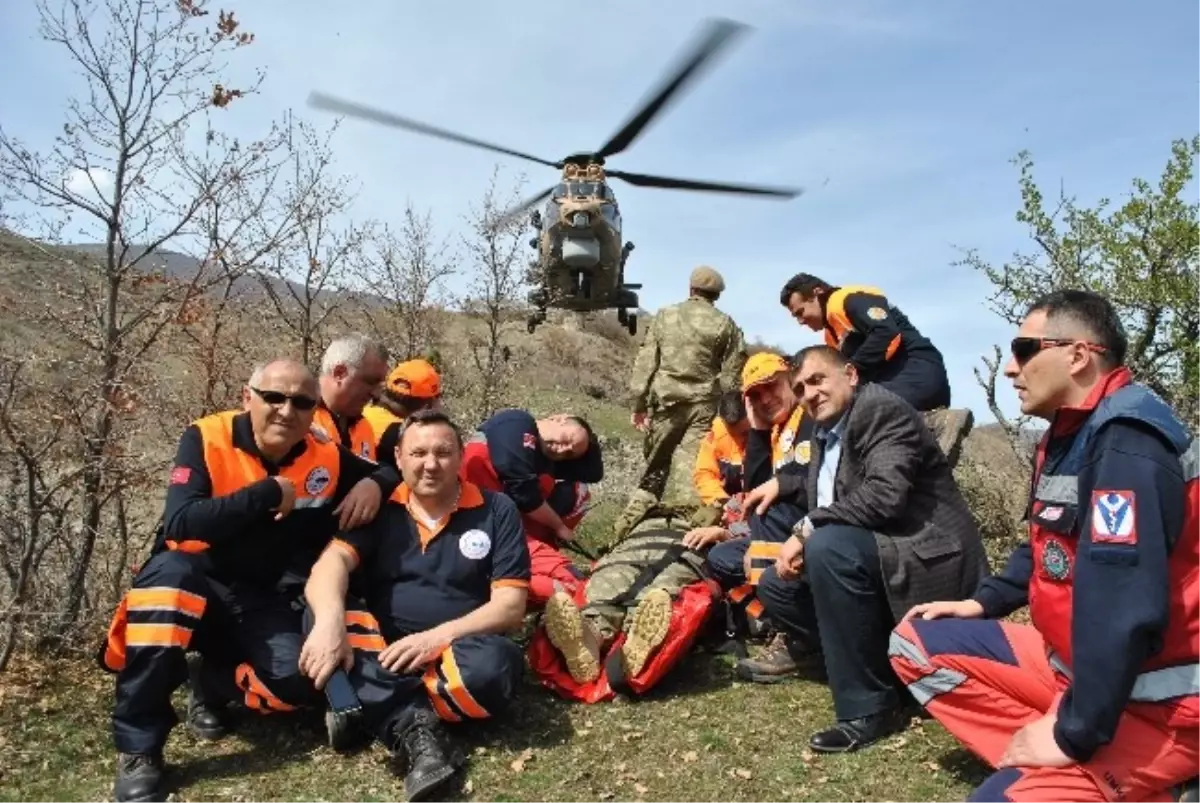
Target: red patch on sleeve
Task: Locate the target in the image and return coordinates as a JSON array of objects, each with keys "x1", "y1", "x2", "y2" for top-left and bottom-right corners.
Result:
[
  {"x1": 170, "y1": 466, "x2": 192, "y2": 485},
  {"x1": 1090, "y1": 489, "x2": 1137, "y2": 545},
  {"x1": 522, "y1": 432, "x2": 537, "y2": 450}
]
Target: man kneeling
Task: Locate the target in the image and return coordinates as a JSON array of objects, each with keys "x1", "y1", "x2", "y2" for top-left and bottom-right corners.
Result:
[
  {"x1": 299, "y1": 410, "x2": 530, "y2": 801},
  {"x1": 535, "y1": 502, "x2": 730, "y2": 697}
]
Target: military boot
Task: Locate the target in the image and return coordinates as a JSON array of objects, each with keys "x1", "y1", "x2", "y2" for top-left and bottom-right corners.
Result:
[
  {"x1": 113, "y1": 752, "x2": 165, "y2": 802},
  {"x1": 185, "y1": 652, "x2": 233, "y2": 740},
  {"x1": 618, "y1": 588, "x2": 674, "y2": 678},
  {"x1": 735, "y1": 632, "x2": 826, "y2": 684},
  {"x1": 389, "y1": 708, "x2": 460, "y2": 802},
  {"x1": 543, "y1": 590, "x2": 602, "y2": 683}
]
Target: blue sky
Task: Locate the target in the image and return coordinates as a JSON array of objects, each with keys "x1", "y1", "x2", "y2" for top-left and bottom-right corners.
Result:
[{"x1": 1, "y1": 0, "x2": 1196, "y2": 424}]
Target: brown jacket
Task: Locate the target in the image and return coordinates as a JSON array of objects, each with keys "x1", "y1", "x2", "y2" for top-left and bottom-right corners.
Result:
[{"x1": 806, "y1": 383, "x2": 990, "y2": 621}]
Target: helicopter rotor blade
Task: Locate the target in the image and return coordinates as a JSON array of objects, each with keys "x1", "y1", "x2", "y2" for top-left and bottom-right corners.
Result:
[
  {"x1": 308, "y1": 91, "x2": 562, "y2": 169},
  {"x1": 491, "y1": 184, "x2": 556, "y2": 230},
  {"x1": 606, "y1": 168, "x2": 802, "y2": 198},
  {"x1": 595, "y1": 18, "x2": 749, "y2": 160}
]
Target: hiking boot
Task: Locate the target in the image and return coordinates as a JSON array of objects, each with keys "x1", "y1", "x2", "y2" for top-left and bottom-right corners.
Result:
[
  {"x1": 619, "y1": 588, "x2": 674, "y2": 678},
  {"x1": 185, "y1": 653, "x2": 232, "y2": 741},
  {"x1": 543, "y1": 590, "x2": 601, "y2": 683},
  {"x1": 735, "y1": 632, "x2": 825, "y2": 684},
  {"x1": 389, "y1": 709, "x2": 460, "y2": 802},
  {"x1": 113, "y1": 752, "x2": 165, "y2": 802}
]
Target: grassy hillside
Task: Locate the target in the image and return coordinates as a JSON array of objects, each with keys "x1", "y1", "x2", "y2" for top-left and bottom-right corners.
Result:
[{"x1": 0, "y1": 229, "x2": 1031, "y2": 802}]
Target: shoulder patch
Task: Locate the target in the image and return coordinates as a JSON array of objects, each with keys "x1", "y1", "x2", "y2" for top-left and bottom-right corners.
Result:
[
  {"x1": 796, "y1": 440, "x2": 812, "y2": 465},
  {"x1": 866, "y1": 306, "x2": 888, "y2": 321},
  {"x1": 170, "y1": 466, "x2": 192, "y2": 485},
  {"x1": 304, "y1": 465, "x2": 331, "y2": 496},
  {"x1": 1041, "y1": 538, "x2": 1072, "y2": 580},
  {"x1": 1091, "y1": 490, "x2": 1137, "y2": 545},
  {"x1": 522, "y1": 432, "x2": 537, "y2": 450}
]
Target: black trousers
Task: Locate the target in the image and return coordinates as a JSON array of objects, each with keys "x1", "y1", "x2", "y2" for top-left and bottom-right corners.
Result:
[
  {"x1": 705, "y1": 501, "x2": 806, "y2": 590},
  {"x1": 867, "y1": 349, "x2": 951, "y2": 411},
  {"x1": 755, "y1": 524, "x2": 899, "y2": 721},
  {"x1": 109, "y1": 551, "x2": 320, "y2": 754}
]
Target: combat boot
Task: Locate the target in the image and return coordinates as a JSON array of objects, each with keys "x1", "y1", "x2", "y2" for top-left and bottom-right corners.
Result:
[
  {"x1": 734, "y1": 632, "x2": 826, "y2": 684},
  {"x1": 185, "y1": 652, "x2": 233, "y2": 740},
  {"x1": 113, "y1": 752, "x2": 165, "y2": 802},
  {"x1": 617, "y1": 588, "x2": 674, "y2": 678},
  {"x1": 389, "y1": 708, "x2": 460, "y2": 802},
  {"x1": 543, "y1": 590, "x2": 602, "y2": 683}
]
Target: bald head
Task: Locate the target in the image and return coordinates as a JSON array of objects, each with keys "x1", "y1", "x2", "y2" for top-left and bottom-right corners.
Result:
[{"x1": 243, "y1": 358, "x2": 320, "y2": 459}]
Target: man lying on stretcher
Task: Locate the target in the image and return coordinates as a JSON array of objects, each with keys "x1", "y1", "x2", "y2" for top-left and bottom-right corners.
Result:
[{"x1": 528, "y1": 496, "x2": 751, "y2": 702}]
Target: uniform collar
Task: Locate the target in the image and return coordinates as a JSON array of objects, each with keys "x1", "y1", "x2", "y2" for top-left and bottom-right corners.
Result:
[
  {"x1": 1048, "y1": 367, "x2": 1134, "y2": 438},
  {"x1": 392, "y1": 480, "x2": 485, "y2": 510},
  {"x1": 232, "y1": 411, "x2": 307, "y2": 468}
]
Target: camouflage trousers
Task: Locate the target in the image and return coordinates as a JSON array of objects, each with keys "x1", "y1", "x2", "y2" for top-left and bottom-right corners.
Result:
[
  {"x1": 582, "y1": 512, "x2": 707, "y2": 644},
  {"x1": 613, "y1": 400, "x2": 716, "y2": 540}
]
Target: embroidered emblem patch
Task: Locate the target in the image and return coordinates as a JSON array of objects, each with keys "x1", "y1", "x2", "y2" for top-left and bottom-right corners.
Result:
[
  {"x1": 866, "y1": 306, "x2": 888, "y2": 321},
  {"x1": 1039, "y1": 505, "x2": 1064, "y2": 522},
  {"x1": 1041, "y1": 538, "x2": 1071, "y2": 580},
  {"x1": 304, "y1": 466, "x2": 331, "y2": 496},
  {"x1": 796, "y1": 440, "x2": 812, "y2": 465},
  {"x1": 170, "y1": 466, "x2": 192, "y2": 485},
  {"x1": 1091, "y1": 490, "x2": 1137, "y2": 545},
  {"x1": 459, "y1": 529, "x2": 492, "y2": 560},
  {"x1": 522, "y1": 432, "x2": 537, "y2": 450},
  {"x1": 779, "y1": 429, "x2": 795, "y2": 453}
]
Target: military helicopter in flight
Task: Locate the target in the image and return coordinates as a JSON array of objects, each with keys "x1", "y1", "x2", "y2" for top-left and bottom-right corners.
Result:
[{"x1": 308, "y1": 17, "x2": 801, "y2": 335}]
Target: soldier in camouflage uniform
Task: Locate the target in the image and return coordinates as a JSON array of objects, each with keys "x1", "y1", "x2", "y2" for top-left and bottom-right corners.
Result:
[
  {"x1": 615, "y1": 266, "x2": 747, "y2": 539},
  {"x1": 543, "y1": 500, "x2": 745, "y2": 685}
]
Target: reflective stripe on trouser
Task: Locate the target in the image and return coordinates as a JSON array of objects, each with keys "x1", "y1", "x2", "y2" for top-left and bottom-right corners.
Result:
[
  {"x1": 108, "y1": 551, "x2": 210, "y2": 754},
  {"x1": 344, "y1": 631, "x2": 524, "y2": 735},
  {"x1": 727, "y1": 584, "x2": 765, "y2": 621},
  {"x1": 888, "y1": 618, "x2": 1200, "y2": 802}
]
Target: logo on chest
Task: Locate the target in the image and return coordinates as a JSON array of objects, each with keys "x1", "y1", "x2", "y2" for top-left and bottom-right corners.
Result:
[
  {"x1": 359, "y1": 441, "x2": 372, "y2": 459},
  {"x1": 304, "y1": 466, "x2": 331, "y2": 496},
  {"x1": 459, "y1": 529, "x2": 492, "y2": 560},
  {"x1": 1040, "y1": 538, "x2": 1071, "y2": 581}
]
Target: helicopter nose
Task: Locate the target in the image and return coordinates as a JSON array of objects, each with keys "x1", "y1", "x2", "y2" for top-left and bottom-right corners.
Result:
[{"x1": 571, "y1": 212, "x2": 589, "y2": 228}]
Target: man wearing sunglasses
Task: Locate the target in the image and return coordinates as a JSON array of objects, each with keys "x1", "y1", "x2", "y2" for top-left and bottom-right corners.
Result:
[
  {"x1": 778, "y1": 273, "x2": 950, "y2": 413},
  {"x1": 101, "y1": 358, "x2": 400, "y2": 802},
  {"x1": 890, "y1": 290, "x2": 1199, "y2": 803}
]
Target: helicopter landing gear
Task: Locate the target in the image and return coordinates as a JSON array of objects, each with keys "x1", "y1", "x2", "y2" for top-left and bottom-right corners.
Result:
[
  {"x1": 617, "y1": 307, "x2": 637, "y2": 335},
  {"x1": 527, "y1": 287, "x2": 548, "y2": 334}
]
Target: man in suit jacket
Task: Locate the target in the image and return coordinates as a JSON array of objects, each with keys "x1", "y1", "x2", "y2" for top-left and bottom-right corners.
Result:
[{"x1": 738, "y1": 344, "x2": 989, "y2": 754}]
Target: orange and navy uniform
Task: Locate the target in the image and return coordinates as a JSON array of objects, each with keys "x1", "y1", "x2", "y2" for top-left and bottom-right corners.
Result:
[
  {"x1": 101, "y1": 410, "x2": 395, "y2": 756},
  {"x1": 889, "y1": 368, "x2": 1199, "y2": 802},
  {"x1": 312, "y1": 402, "x2": 406, "y2": 479},
  {"x1": 693, "y1": 417, "x2": 747, "y2": 507},
  {"x1": 322, "y1": 481, "x2": 530, "y2": 729},
  {"x1": 821, "y1": 285, "x2": 950, "y2": 411},
  {"x1": 461, "y1": 408, "x2": 603, "y2": 606}
]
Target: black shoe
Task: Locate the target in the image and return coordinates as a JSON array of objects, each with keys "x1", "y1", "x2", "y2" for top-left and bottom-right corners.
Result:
[
  {"x1": 390, "y1": 710, "x2": 461, "y2": 802},
  {"x1": 185, "y1": 653, "x2": 232, "y2": 741},
  {"x1": 113, "y1": 752, "x2": 165, "y2": 802},
  {"x1": 809, "y1": 707, "x2": 907, "y2": 754}
]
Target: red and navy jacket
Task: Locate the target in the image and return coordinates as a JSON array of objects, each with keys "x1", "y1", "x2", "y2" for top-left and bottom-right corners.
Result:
[
  {"x1": 971, "y1": 368, "x2": 1198, "y2": 761},
  {"x1": 463, "y1": 409, "x2": 603, "y2": 514}
]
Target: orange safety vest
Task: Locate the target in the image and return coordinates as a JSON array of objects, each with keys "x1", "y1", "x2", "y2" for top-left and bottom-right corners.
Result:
[
  {"x1": 166, "y1": 410, "x2": 342, "y2": 553},
  {"x1": 313, "y1": 406, "x2": 379, "y2": 462},
  {"x1": 771, "y1": 404, "x2": 813, "y2": 473},
  {"x1": 823, "y1": 284, "x2": 902, "y2": 361},
  {"x1": 361, "y1": 403, "x2": 404, "y2": 436},
  {"x1": 694, "y1": 417, "x2": 747, "y2": 506}
]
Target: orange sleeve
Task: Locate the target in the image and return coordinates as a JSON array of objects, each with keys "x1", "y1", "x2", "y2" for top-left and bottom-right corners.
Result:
[{"x1": 693, "y1": 430, "x2": 727, "y2": 507}]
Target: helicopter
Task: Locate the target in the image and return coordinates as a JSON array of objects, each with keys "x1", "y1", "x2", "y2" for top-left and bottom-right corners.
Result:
[{"x1": 308, "y1": 17, "x2": 802, "y2": 336}]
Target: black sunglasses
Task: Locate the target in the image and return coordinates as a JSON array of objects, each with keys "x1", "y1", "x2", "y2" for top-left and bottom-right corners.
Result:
[
  {"x1": 250, "y1": 386, "x2": 318, "y2": 410},
  {"x1": 1010, "y1": 337, "x2": 1108, "y2": 365}
]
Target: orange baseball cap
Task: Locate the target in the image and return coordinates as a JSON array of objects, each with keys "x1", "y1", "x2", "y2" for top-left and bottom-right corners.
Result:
[
  {"x1": 741, "y1": 352, "x2": 789, "y2": 392},
  {"x1": 386, "y1": 359, "x2": 441, "y2": 398}
]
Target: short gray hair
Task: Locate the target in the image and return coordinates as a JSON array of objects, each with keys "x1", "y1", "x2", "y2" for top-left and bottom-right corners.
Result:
[{"x1": 320, "y1": 334, "x2": 388, "y2": 376}]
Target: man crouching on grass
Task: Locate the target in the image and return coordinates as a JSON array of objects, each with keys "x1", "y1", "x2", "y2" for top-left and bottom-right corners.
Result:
[{"x1": 298, "y1": 409, "x2": 531, "y2": 801}]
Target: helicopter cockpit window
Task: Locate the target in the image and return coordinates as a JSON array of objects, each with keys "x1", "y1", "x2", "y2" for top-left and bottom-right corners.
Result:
[
  {"x1": 566, "y1": 182, "x2": 601, "y2": 197},
  {"x1": 552, "y1": 183, "x2": 569, "y2": 199}
]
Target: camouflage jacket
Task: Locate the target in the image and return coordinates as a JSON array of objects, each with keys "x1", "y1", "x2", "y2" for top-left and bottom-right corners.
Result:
[{"x1": 629, "y1": 297, "x2": 747, "y2": 412}]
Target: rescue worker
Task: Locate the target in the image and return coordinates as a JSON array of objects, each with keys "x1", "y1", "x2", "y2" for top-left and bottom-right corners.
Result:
[
  {"x1": 889, "y1": 290, "x2": 1199, "y2": 801},
  {"x1": 460, "y1": 408, "x2": 602, "y2": 606},
  {"x1": 616, "y1": 265, "x2": 747, "y2": 539},
  {"x1": 778, "y1": 272, "x2": 950, "y2": 412},
  {"x1": 311, "y1": 333, "x2": 394, "y2": 464},
  {"x1": 363, "y1": 358, "x2": 444, "y2": 470},
  {"x1": 704, "y1": 352, "x2": 813, "y2": 643},
  {"x1": 692, "y1": 390, "x2": 750, "y2": 525},
  {"x1": 534, "y1": 499, "x2": 737, "y2": 695},
  {"x1": 298, "y1": 409, "x2": 529, "y2": 802},
  {"x1": 101, "y1": 359, "x2": 396, "y2": 802}
]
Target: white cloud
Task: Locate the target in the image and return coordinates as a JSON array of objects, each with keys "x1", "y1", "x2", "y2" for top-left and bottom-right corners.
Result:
[{"x1": 63, "y1": 166, "x2": 114, "y2": 203}]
